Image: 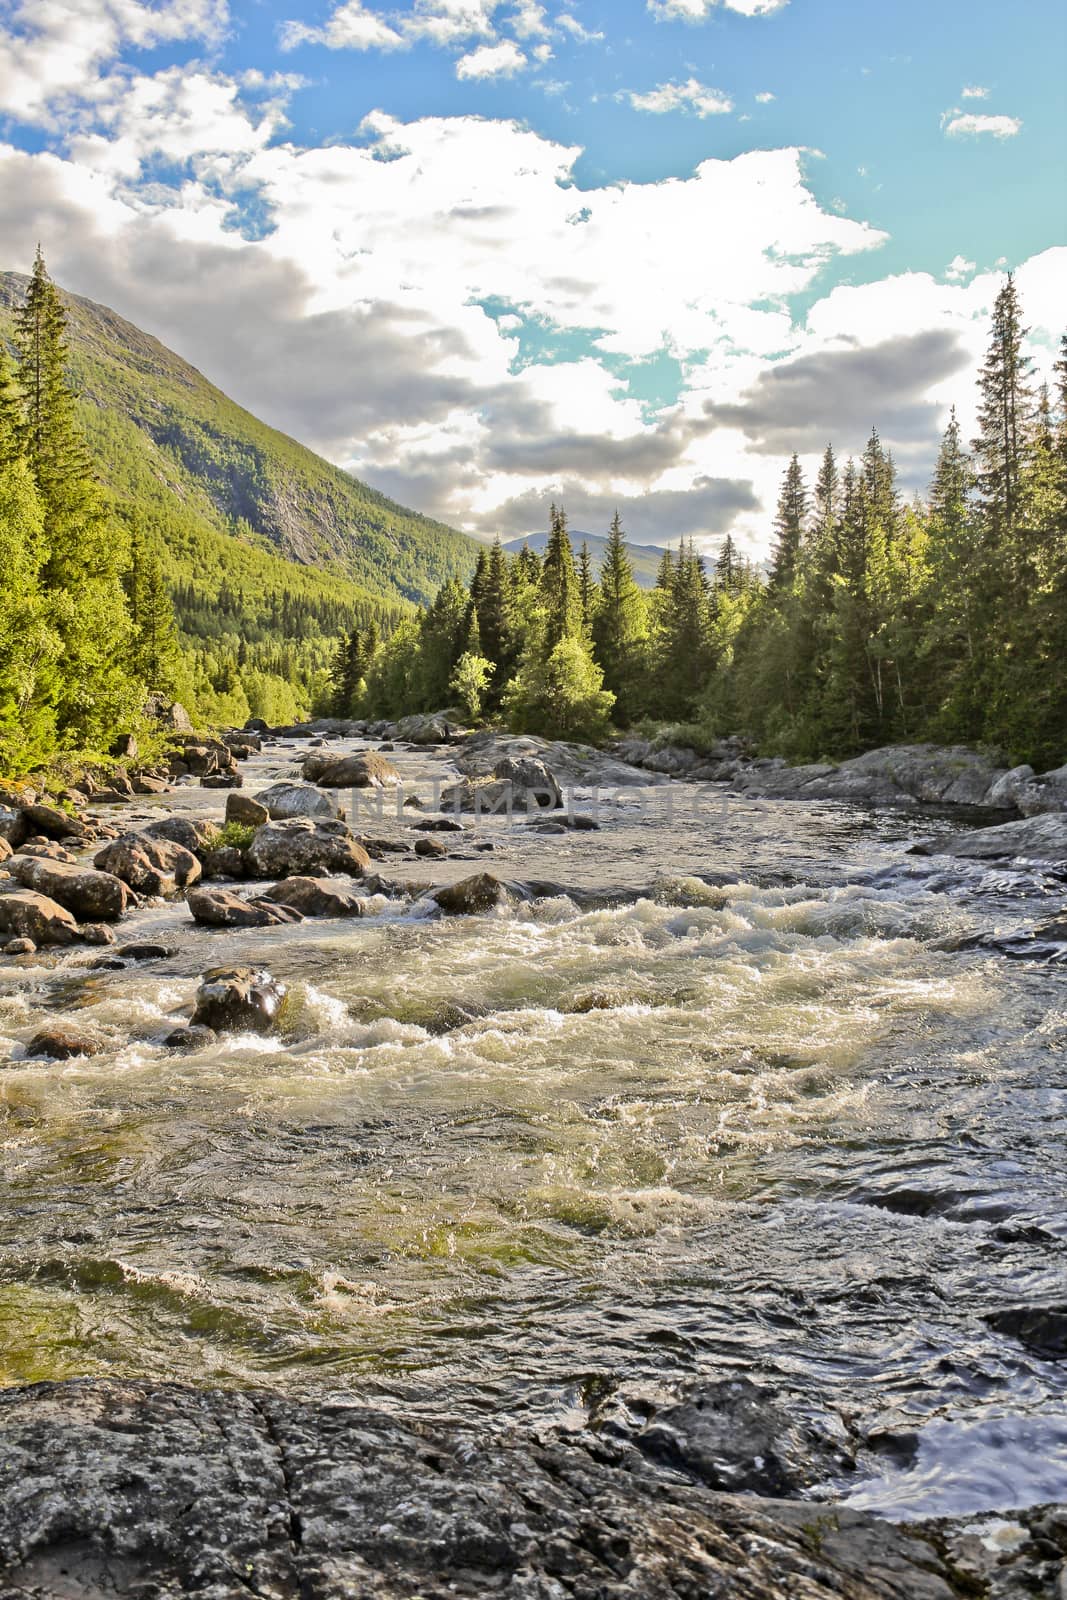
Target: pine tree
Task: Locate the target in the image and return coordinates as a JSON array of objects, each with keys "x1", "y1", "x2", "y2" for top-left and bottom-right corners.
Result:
[
  {"x1": 577, "y1": 540, "x2": 597, "y2": 631},
  {"x1": 540, "y1": 504, "x2": 582, "y2": 650},
  {"x1": 591, "y1": 511, "x2": 647, "y2": 726},
  {"x1": 13, "y1": 248, "x2": 136, "y2": 748},
  {"x1": 769, "y1": 454, "x2": 807, "y2": 589},
  {"x1": 973, "y1": 274, "x2": 1034, "y2": 546}
]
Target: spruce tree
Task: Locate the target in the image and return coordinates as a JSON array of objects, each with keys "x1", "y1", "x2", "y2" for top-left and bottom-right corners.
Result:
[
  {"x1": 127, "y1": 531, "x2": 181, "y2": 693},
  {"x1": 769, "y1": 454, "x2": 807, "y2": 589},
  {"x1": 577, "y1": 540, "x2": 596, "y2": 631},
  {"x1": 13, "y1": 248, "x2": 136, "y2": 748},
  {"x1": 973, "y1": 274, "x2": 1034, "y2": 543},
  {"x1": 540, "y1": 504, "x2": 582, "y2": 650},
  {"x1": 591, "y1": 512, "x2": 648, "y2": 726}
]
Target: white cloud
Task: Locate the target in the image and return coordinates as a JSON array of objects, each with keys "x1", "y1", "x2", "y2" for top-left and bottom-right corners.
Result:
[
  {"x1": 945, "y1": 254, "x2": 975, "y2": 282},
  {"x1": 942, "y1": 110, "x2": 1022, "y2": 139},
  {"x1": 0, "y1": 0, "x2": 228, "y2": 123},
  {"x1": 961, "y1": 84, "x2": 989, "y2": 99},
  {"x1": 556, "y1": 12, "x2": 604, "y2": 41},
  {"x1": 509, "y1": 1, "x2": 549, "y2": 35},
  {"x1": 455, "y1": 38, "x2": 526, "y2": 76},
  {"x1": 649, "y1": 0, "x2": 788, "y2": 18},
  {"x1": 627, "y1": 78, "x2": 734, "y2": 117},
  {"x1": 280, "y1": 2, "x2": 405, "y2": 51},
  {"x1": 403, "y1": 0, "x2": 502, "y2": 44},
  {"x1": 755, "y1": 90, "x2": 775, "y2": 102}
]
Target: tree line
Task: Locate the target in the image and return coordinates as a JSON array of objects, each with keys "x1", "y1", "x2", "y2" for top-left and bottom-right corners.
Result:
[
  {"x1": 0, "y1": 248, "x2": 185, "y2": 775},
  {"x1": 331, "y1": 277, "x2": 1067, "y2": 767}
]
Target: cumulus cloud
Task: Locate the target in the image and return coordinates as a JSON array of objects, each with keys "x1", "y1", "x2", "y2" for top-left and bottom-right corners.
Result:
[
  {"x1": 945, "y1": 254, "x2": 975, "y2": 281},
  {"x1": 942, "y1": 109, "x2": 1022, "y2": 139},
  {"x1": 627, "y1": 78, "x2": 733, "y2": 117},
  {"x1": 280, "y1": 2, "x2": 406, "y2": 52},
  {"x1": 0, "y1": 0, "x2": 228, "y2": 122},
  {"x1": 509, "y1": 1, "x2": 549, "y2": 35},
  {"x1": 649, "y1": 0, "x2": 788, "y2": 19},
  {"x1": 455, "y1": 38, "x2": 526, "y2": 76},
  {"x1": 961, "y1": 84, "x2": 989, "y2": 99},
  {"x1": 755, "y1": 90, "x2": 775, "y2": 102},
  {"x1": 556, "y1": 12, "x2": 604, "y2": 41}
]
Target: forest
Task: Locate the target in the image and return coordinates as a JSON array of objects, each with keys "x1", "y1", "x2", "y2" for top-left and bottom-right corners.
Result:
[
  {"x1": 332, "y1": 279, "x2": 1067, "y2": 769},
  {"x1": 1, "y1": 256, "x2": 1064, "y2": 780}
]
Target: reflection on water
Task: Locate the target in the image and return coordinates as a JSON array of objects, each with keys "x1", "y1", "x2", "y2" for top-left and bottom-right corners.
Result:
[{"x1": 1, "y1": 746, "x2": 1065, "y2": 1520}]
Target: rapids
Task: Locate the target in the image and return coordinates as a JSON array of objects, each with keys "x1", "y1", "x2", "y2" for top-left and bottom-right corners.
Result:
[{"x1": 1, "y1": 735, "x2": 1065, "y2": 1521}]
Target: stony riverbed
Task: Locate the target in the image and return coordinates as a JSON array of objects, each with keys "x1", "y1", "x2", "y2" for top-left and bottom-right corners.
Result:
[{"x1": 1, "y1": 726, "x2": 1065, "y2": 1596}]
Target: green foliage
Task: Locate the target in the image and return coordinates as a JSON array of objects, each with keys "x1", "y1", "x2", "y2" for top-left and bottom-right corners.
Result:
[
  {"x1": 504, "y1": 636, "x2": 615, "y2": 742},
  {"x1": 210, "y1": 820, "x2": 257, "y2": 851},
  {"x1": 449, "y1": 651, "x2": 493, "y2": 722}
]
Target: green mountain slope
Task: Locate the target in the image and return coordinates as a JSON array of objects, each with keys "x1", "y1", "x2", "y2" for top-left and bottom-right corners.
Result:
[
  {"x1": 0, "y1": 269, "x2": 481, "y2": 721},
  {"x1": 0, "y1": 271, "x2": 478, "y2": 607}
]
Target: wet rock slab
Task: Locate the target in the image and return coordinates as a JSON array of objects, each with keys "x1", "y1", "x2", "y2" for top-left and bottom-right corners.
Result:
[{"x1": 0, "y1": 1380, "x2": 1064, "y2": 1599}]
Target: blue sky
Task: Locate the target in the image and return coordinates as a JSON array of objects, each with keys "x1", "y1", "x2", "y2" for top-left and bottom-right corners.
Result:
[{"x1": 0, "y1": 0, "x2": 1063, "y2": 548}]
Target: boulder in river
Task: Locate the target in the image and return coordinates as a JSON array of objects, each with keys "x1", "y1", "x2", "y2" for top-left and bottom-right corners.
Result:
[
  {"x1": 7, "y1": 856, "x2": 133, "y2": 922},
  {"x1": 301, "y1": 751, "x2": 402, "y2": 788},
  {"x1": 200, "y1": 845, "x2": 248, "y2": 881},
  {"x1": 256, "y1": 877, "x2": 366, "y2": 919},
  {"x1": 191, "y1": 967, "x2": 287, "y2": 1033},
  {"x1": 0, "y1": 802, "x2": 27, "y2": 849},
  {"x1": 255, "y1": 781, "x2": 339, "y2": 821},
  {"x1": 984, "y1": 1304, "x2": 1067, "y2": 1357},
  {"x1": 94, "y1": 833, "x2": 202, "y2": 898},
  {"x1": 0, "y1": 1378, "x2": 1062, "y2": 1600},
  {"x1": 25, "y1": 1027, "x2": 106, "y2": 1060},
  {"x1": 0, "y1": 889, "x2": 78, "y2": 946},
  {"x1": 186, "y1": 886, "x2": 304, "y2": 929},
  {"x1": 432, "y1": 872, "x2": 508, "y2": 915},
  {"x1": 161, "y1": 1023, "x2": 218, "y2": 1051},
  {"x1": 414, "y1": 836, "x2": 448, "y2": 858},
  {"x1": 225, "y1": 792, "x2": 269, "y2": 828},
  {"x1": 145, "y1": 815, "x2": 220, "y2": 860},
  {"x1": 245, "y1": 818, "x2": 371, "y2": 880},
  {"x1": 913, "y1": 812, "x2": 1067, "y2": 863},
  {"x1": 2, "y1": 937, "x2": 35, "y2": 955},
  {"x1": 16, "y1": 840, "x2": 76, "y2": 862}
]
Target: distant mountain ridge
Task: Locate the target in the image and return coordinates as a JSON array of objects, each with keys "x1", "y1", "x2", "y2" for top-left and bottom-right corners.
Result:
[
  {"x1": 504, "y1": 529, "x2": 665, "y2": 589},
  {"x1": 0, "y1": 271, "x2": 478, "y2": 610}
]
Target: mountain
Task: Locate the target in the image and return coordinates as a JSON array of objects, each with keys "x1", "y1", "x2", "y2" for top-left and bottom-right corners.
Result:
[
  {"x1": 504, "y1": 529, "x2": 665, "y2": 589},
  {"x1": 0, "y1": 272, "x2": 478, "y2": 611}
]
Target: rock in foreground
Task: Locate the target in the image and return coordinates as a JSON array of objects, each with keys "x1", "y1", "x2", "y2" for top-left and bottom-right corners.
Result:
[
  {"x1": 914, "y1": 812, "x2": 1067, "y2": 864},
  {"x1": 0, "y1": 1379, "x2": 1063, "y2": 1600},
  {"x1": 7, "y1": 855, "x2": 133, "y2": 922}
]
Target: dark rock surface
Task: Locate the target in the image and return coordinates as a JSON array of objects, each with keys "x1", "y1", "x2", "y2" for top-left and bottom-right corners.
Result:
[
  {"x1": 913, "y1": 813, "x2": 1067, "y2": 864},
  {"x1": 191, "y1": 967, "x2": 288, "y2": 1033},
  {"x1": 0, "y1": 1379, "x2": 1063, "y2": 1600},
  {"x1": 24, "y1": 1026, "x2": 106, "y2": 1060},
  {"x1": 432, "y1": 872, "x2": 509, "y2": 915},
  {"x1": 302, "y1": 750, "x2": 402, "y2": 788}
]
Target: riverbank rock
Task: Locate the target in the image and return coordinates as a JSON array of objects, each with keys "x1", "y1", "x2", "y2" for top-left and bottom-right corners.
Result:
[
  {"x1": 7, "y1": 856, "x2": 132, "y2": 922},
  {"x1": 301, "y1": 751, "x2": 402, "y2": 788},
  {"x1": 432, "y1": 872, "x2": 508, "y2": 915},
  {"x1": 21, "y1": 801, "x2": 88, "y2": 842},
  {"x1": 191, "y1": 967, "x2": 287, "y2": 1033},
  {"x1": 256, "y1": 782, "x2": 339, "y2": 820},
  {"x1": 393, "y1": 710, "x2": 468, "y2": 743},
  {"x1": 94, "y1": 833, "x2": 202, "y2": 898},
  {"x1": 457, "y1": 731, "x2": 667, "y2": 791},
  {"x1": 246, "y1": 818, "x2": 371, "y2": 880},
  {"x1": 257, "y1": 876, "x2": 366, "y2": 918},
  {"x1": 1, "y1": 1379, "x2": 1064, "y2": 1600},
  {"x1": 0, "y1": 889, "x2": 78, "y2": 946},
  {"x1": 186, "y1": 887, "x2": 304, "y2": 929},
  {"x1": 3, "y1": 937, "x2": 35, "y2": 955},
  {"x1": 226, "y1": 792, "x2": 269, "y2": 828},
  {"x1": 161, "y1": 1023, "x2": 218, "y2": 1052},
  {"x1": 913, "y1": 812, "x2": 1067, "y2": 864}
]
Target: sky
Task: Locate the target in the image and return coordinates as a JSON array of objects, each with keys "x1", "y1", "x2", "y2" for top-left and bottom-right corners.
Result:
[{"x1": 0, "y1": 0, "x2": 1064, "y2": 555}]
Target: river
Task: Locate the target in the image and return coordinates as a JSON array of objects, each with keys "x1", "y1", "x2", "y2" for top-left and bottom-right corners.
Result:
[{"x1": 1, "y1": 735, "x2": 1065, "y2": 1524}]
